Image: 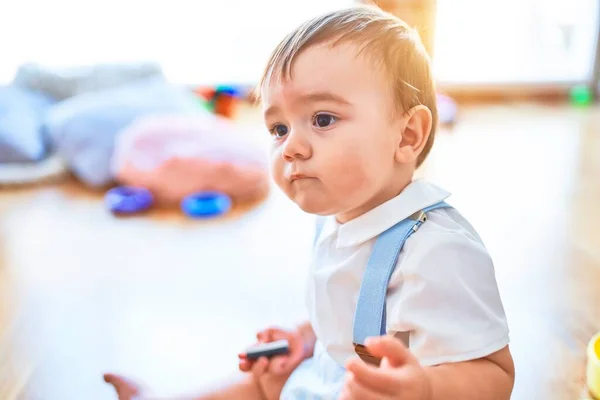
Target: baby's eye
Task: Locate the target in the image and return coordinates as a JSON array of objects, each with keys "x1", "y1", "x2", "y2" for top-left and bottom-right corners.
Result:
[
  {"x1": 313, "y1": 113, "x2": 337, "y2": 128},
  {"x1": 270, "y1": 124, "x2": 289, "y2": 138}
]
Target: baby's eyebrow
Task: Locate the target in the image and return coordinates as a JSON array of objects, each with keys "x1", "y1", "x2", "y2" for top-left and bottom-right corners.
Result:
[
  {"x1": 264, "y1": 105, "x2": 281, "y2": 120},
  {"x1": 263, "y1": 91, "x2": 352, "y2": 119},
  {"x1": 297, "y1": 92, "x2": 352, "y2": 106}
]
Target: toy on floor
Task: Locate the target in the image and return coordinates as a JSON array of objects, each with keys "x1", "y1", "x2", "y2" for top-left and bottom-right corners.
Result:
[
  {"x1": 104, "y1": 186, "x2": 233, "y2": 218},
  {"x1": 181, "y1": 191, "x2": 232, "y2": 218},
  {"x1": 570, "y1": 85, "x2": 594, "y2": 106},
  {"x1": 437, "y1": 93, "x2": 458, "y2": 126},
  {"x1": 111, "y1": 114, "x2": 269, "y2": 207},
  {"x1": 105, "y1": 186, "x2": 154, "y2": 214},
  {"x1": 588, "y1": 332, "x2": 600, "y2": 399},
  {"x1": 193, "y1": 84, "x2": 244, "y2": 119}
]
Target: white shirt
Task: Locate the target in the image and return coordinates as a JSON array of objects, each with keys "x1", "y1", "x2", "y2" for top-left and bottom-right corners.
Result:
[{"x1": 306, "y1": 179, "x2": 509, "y2": 367}]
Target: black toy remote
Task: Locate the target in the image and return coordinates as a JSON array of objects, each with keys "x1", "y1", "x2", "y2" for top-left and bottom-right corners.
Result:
[{"x1": 245, "y1": 339, "x2": 290, "y2": 360}]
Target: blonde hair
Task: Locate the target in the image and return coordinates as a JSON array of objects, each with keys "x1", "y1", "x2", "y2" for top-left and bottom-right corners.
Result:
[{"x1": 256, "y1": 5, "x2": 438, "y2": 167}]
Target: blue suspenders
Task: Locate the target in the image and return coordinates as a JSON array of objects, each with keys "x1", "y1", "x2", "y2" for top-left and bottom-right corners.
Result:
[{"x1": 314, "y1": 201, "x2": 451, "y2": 365}]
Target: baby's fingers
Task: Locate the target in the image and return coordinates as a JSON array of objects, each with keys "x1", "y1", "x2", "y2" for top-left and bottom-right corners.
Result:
[
  {"x1": 256, "y1": 331, "x2": 270, "y2": 343},
  {"x1": 267, "y1": 355, "x2": 292, "y2": 375},
  {"x1": 340, "y1": 371, "x2": 392, "y2": 400},
  {"x1": 250, "y1": 356, "x2": 269, "y2": 377},
  {"x1": 364, "y1": 336, "x2": 415, "y2": 368},
  {"x1": 238, "y1": 354, "x2": 253, "y2": 372},
  {"x1": 256, "y1": 326, "x2": 283, "y2": 343},
  {"x1": 345, "y1": 358, "x2": 399, "y2": 395}
]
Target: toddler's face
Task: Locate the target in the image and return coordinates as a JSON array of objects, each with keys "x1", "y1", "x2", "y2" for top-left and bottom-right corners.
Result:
[{"x1": 262, "y1": 42, "x2": 404, "y2": 221}]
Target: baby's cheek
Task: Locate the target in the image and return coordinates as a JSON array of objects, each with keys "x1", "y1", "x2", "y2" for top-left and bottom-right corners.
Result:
[
  {"x1": 268, "y1": 152, "x2": 285, "y2": 186},
  {"x1": 327, "y1": 148, "x2": 373, "y2": 195}
]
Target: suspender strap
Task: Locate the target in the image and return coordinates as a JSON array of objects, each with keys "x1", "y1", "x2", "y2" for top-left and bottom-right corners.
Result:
[{"x1": 352, "y1": 201, "x2": 451, "y2": 365}]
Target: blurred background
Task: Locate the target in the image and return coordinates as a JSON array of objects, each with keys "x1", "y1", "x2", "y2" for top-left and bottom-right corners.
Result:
[{"x1": 0, "y1": 0, "x2": 599, "y2": 399}]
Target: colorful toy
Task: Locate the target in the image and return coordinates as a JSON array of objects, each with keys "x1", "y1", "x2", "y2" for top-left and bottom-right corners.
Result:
[
  {"x1": 214, "y1": 85, "x2": 242, "y2": 119},
  {"x1": 105, "y1": 186, "x2": 154, "y2": 214},
  {"x1": 181, "y1": 191, "x2": 232, "y2": 218},
  {"x1": 587, "y1": 332, "x2": 600, "y2": 399},
  {"x1": 193, "y1": 84, "x2": 244, "y2": 119},
  {"x1": 194, "y1": 87, "x2": 216, "y2": 112},
  {"x1": 570, "y1": 85, "x2": 594, "y2": 106}
]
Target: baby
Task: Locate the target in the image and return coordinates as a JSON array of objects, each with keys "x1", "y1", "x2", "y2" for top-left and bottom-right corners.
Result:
[{"x1": 105, "y1": 5, "x2": 514, "y2": 399}]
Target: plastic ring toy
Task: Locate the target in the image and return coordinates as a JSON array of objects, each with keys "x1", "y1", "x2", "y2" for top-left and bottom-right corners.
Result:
[
  {"x1": 105, "y1": 186, "x2": 154, "y2": 214},
  {"x1": 181, "y1": 191, "x2": 232, "y2": 218}
]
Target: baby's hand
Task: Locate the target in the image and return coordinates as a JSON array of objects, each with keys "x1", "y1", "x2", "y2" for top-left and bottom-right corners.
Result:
[
  {"x1": 340, "y1": 336, "x2": 431, "y2": 400},
  {"x1": 238, "y1": 326, "x2": 312, "y2": 400},
  {"x1": 238, "y1": 326, "x2": 309, "y2": 375},
  {"x1": 103, "y1": 373, "x2": 143, "y2": 400}
]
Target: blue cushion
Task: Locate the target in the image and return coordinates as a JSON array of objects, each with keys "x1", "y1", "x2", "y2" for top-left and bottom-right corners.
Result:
[
  {"x1": 44, "y1": 76, "x2": 203, "y2": 188},
  {"x1": 0, "y1": 86, "x2": 55, "y2": 163}
]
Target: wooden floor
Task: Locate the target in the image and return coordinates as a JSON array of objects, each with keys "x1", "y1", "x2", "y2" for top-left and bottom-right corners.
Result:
[{"x1": 1, "y1": 102, "x2": 599, "y2": 399}]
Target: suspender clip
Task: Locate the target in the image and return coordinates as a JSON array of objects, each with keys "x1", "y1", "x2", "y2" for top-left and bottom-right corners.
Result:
[
  {"x1": 353, "y1": 343, "x2": 381, "y2": 366},
  {"x1": 408, "y1": 210, "x2": 427, "y2": 232}
]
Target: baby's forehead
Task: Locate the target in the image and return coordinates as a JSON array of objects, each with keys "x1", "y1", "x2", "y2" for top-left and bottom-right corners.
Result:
[
  {"x1": 292, "y1": 41, "x2": 371, "y2": 75},
  {"x1": 261, "y1": 42, "x2": 388, "y2": 103}
]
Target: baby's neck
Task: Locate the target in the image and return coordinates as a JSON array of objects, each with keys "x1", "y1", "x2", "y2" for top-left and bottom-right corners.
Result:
[{"x1": 335, "y1": 173, "x2": 414, "y2": 224}]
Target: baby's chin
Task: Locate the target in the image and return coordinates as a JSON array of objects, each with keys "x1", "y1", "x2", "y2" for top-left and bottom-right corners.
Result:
[
  {"x1": 280, "y1": 182, "x2": 338, "y2": 215},
  {"x1": 291, "y1": 195, "x2": 336, "y2": 216},
  {"x1": 296, "y1": 202, "x2": 324, "y2": 215}
]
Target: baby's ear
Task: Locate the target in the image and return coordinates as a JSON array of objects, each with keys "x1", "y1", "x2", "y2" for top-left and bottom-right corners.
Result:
[{"x1": 395, "y1": 105, "x2": 433, "y2": 164}]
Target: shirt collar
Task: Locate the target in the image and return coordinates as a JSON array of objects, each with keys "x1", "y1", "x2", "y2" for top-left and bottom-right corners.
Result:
[{"x1": 319, "y1": 179, "x2": 451, "y2": 249}]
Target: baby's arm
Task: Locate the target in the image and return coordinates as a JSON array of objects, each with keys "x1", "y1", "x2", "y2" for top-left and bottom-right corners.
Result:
[
  {"x1": 342, "y1": 338, "x2": 513, "y2": 400},
  {"x1": 105, "y1": 322, "x2": 317, "y2": 400},
  {"x1": 425, "y1": 346, "x2": 514, "y2": 400}
]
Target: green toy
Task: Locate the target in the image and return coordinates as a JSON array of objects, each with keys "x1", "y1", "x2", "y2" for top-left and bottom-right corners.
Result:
[
  {"x1": 569, "y1": 85, "x2": 594, "y2": 106},
  {"x1": 196, "y1": 97, "x2": 214, "y2": 112}
]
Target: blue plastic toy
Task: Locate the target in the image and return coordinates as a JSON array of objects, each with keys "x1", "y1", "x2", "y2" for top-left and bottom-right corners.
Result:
[
  {"x1": 181, "y1": 191, "x2": 232, "y2": 218},
  {"x1": 105, "y1": 186, "x2": 154, "y2": 214}
]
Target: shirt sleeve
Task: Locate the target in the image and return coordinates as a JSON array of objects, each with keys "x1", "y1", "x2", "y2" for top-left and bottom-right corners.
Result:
[{"x1": 386, "y1": 231, "x2": 510, "y2": 367}]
